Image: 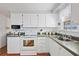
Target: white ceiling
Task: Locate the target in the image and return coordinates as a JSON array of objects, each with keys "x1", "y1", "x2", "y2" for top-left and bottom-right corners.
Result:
[
  {"x1": 0, "y1": 3, "x2": 68, "y2": 17},
  {"x1": 0, "y1": 3, "x2": 58, "y2": 13}
]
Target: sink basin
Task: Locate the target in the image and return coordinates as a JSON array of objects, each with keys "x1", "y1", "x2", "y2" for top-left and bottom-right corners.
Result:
[
  {"x1": 71, "y1": 39, "x2": 79, "y2": 43},
  {"x1": 58, "y1": 37, "x2": 71, "y2": 41},
  {"x1": 70, "y1": 40, "x2": 79, "y2": 43},
  {"x1": 70, "y1": 42, "x2": 79, "y2": 47}
]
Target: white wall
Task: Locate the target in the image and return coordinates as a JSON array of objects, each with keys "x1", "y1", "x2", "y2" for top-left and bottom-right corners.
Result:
[
  {"x1": 0, "y1": 14, "x2": 8, "y2": 48},
  {"x1": 59, "y1": 4, "x2": 71, "y2": 30}
]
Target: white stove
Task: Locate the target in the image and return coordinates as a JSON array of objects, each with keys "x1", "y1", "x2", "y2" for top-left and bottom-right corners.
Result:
[{"x1": 20, "y1": 35, "x2": 37, "y2": 55}]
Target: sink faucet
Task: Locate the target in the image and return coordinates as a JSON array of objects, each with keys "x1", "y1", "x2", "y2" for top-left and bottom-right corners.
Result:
[
  {"x1": 62, "y1": 34, "x2": 72, "y2": 41},
  {"x1": 68, "y1": 35, "x2": 72, "y2": 40}
]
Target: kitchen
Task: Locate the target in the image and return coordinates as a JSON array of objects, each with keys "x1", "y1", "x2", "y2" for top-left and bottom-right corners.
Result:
[{"x1": 0, "y1": 3, "x2": 79, "y2": 56}]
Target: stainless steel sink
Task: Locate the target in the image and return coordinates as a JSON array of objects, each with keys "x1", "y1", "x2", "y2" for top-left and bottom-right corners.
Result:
[
  {"x1": 72, "y1": 41, "x2": 79, "y2": 43},
  {"x1": 66, "y1": 40, "x2": 79, "y2": 46}
]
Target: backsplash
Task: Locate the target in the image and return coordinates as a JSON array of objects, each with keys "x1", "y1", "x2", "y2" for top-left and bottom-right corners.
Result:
[
  {"x1": 56, "y1": 30, "x2": 79, "y2": 40},
  {"x1": 10, "y1": 27, "x2": 59, "y2": 34}
]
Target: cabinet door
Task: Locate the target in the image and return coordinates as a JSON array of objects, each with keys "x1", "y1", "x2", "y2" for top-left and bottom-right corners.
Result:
[
  {"x1": 23, "y1": 14, "x2": 31, "y2": 27},
  {"x1": 11, "y1": 13, "x2": 22, "y2": 25},
  {"x1": 58, "y1": 44, "x2": 73, "y2": 56},
  {"x1": 23, "y1": 14, "x2": 38, "y2": 27},
  {"x1": 7, "y1": 37, "x2": 20, "y2": 54},
  {"x1": 37, "y1": 37, "x2": 48, "y2": 52},
  {"x1": 71, "y1": 4, "x2": 79, "y2": 24},
  {"x1": 49, "y1": 38, "x2": 59, "y2": 56},
  {"x1": 38, "y1": 14, "x2": 46, "y2": 27},
  {"x1": 46, "y1": 14, "x2": 54, "y2": 27},
  {"x1": 46, "y1": 14, "x2": 57, "y2": 27},
  {"x1": 49, "y1": 38, "x2": 73, "y2": 56},
  {"x1": 30, "y1": 14, "x2": 38, "y2": 27}
]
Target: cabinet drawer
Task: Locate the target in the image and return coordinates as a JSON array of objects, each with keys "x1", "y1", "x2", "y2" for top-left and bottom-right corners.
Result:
[
  {"x1": 7, "y1": 37, "x2": 20, "y2": 53},
  {"x1": 38, "y1": 37, "x2": 46, "y2": 39},
  {"x1": 37, "y1": 47, "x2": 48, "y2": 52},
  {"x1": 37, "y1": 41, "x2": 46, "y2": 43}
]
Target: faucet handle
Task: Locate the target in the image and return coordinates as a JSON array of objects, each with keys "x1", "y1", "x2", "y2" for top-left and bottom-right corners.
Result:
[{"x1": 68, "y1": 35, "x2": 72, "y2": 40}]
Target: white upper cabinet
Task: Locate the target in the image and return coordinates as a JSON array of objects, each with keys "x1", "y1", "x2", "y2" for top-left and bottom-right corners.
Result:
[
  {"x1": 23, "y1": 14, "x2": 31, "y2": 27},
  {"x1": 38, "y1": 14, "x2": 46, "y2": 27},
  {"x1": 11, "y1": 13, "x2": 22, "y2": 25},
  {"x1": 23, "y1": 14, "x2": 46, "y2": 27},
  {"x1": 59, "y1": 4, "x2": 71, "y2": 21},
  {"x1": 30, "y1": 14, "x2": 38, "y2": 27},
  {"x1": 46, "y1": 14, "x2": 57, "y2": 27},
  {"x1": 71, "y1": 4, "x2": 79, "y2": 23},
  {"x1": 10, "y1": 13, "x2": 58, "y2": 27},
  {"x1": 58, "y1": 4, "x2": 71, "y2": 29},
  {"x1": 23, "y1": 14, "x2": 38, "y2": 27}
]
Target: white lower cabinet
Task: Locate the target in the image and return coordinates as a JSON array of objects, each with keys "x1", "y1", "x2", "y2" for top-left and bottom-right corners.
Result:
[
  {"x1": 7, "y1": 37, "x2": 20, "y2": 54},
  {"x1": 7, "y1": 36, "x2": 73, "y2": 56},
  {"x1": 37, "y1": 37, "x2": 49, "y2": 53},
  {"x1": 48, "y1": 37, "x2": 73, "y2": 56}
]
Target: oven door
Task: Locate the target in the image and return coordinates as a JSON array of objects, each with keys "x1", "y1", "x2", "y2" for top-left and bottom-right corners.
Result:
[{"x1": 20, "y1": 37, "x2": 37, "y2": 51}]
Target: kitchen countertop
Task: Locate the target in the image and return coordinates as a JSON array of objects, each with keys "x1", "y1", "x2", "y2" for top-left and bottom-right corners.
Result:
[
  {"x1": 37, "y1": 35, "x2": 48, "y2": 37},
  {"x1": 49, "y1": 35, "x2": 79, "y2": 56},
  {"x1": 7, "y1": 34, "x2": 79, "y2": 55},
  {"x1": 7, "y1": 34, "x2": 37, "y2": 37},
  {"x1": 7, "y1": 34, "x2": 20, "y2": 37},
  {"x1": 37, "y1": 35, "x2": 79, "y2": 56}
]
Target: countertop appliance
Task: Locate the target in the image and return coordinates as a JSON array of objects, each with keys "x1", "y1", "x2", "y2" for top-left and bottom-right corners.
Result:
[
  {"x1": 19, "y1": 32, "x2": 25, "y2": 36},
  {"x1": 11, "y1": 25, "x2": 20, "y2": 29}
]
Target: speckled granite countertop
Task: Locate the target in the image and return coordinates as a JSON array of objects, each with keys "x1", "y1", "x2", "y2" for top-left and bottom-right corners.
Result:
[{"x1": 49, "y1": 35, "x2": 79, "y2": 56}]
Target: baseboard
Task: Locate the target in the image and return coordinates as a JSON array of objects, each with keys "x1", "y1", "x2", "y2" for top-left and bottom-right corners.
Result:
[
  {"x1": 20, "y1": 51, "x2": 37, "y2": 56},
  {"x1": 37, "y1": 52, "x2": 50, "y2": 56}
]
